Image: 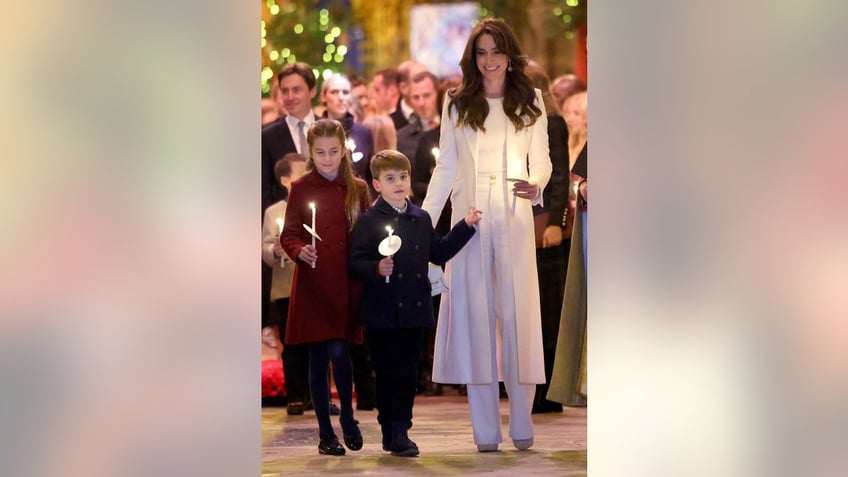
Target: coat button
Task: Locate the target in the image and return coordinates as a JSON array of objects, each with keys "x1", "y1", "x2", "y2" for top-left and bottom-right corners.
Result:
[
  {"x1": 398, "y1": 302, "x2": 404, "y2": 308},
  {"x1": 398, "y1": 273, "x2": 403, "y2": 279},
  {"x1": 416, "y1": 273, "x2": 422, "y2": 278},
  {"x1": 416, "y1": 301, "x2": 422, "y2": 307},
  {"x1": 414, "y1": 245, "x2": 420, "y2": 250}
]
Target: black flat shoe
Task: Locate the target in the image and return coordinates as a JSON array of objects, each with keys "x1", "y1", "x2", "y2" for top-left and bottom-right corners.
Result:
[
  {"x1": 343, "y1": 432, "x2": 363, "y2": 451},
  {"x1": 341, "y1": 420, "x2": 363, "y2": 451},
  {"x1": 318, "y1": 437, "x2": 345, "y2": 456}
]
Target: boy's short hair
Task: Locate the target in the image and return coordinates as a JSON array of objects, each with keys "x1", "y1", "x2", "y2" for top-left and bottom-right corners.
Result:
[
  {"x1": 369, "y1": 149, "x2": 411, "y2": 178},
  {"x1": 274, "y1": 152, "x2": 307, "y2": 181}
]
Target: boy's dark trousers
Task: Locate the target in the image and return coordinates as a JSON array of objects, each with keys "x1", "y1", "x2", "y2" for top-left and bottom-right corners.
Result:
[{"x1": 365, "y1": 327, "x2": 426, "y2": 432}]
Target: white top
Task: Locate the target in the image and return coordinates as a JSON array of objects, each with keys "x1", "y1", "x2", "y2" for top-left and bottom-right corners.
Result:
[{"x1": 478, "y1": 97, "x2": 507, "y2": 172}]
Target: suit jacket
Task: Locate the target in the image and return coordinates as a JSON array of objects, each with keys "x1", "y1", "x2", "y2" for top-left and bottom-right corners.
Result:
[
  {"x1": 421, "y1": 88, "x2": 551, "y2": 384},
  {"x1": 390, "y1": 108, "x2": 408, "y2": 132},
  {"x1": 261, "y1": 199, "x2": 296, "y2": 300},
  {"x1": 533, "y1": 114, "x2": 570, "y2": 229},
  {"x1": 261, "y1": 117, "x2": 297, "y2": 211},
  {"x1": 349, "y1": 197, "x2": 475, "y2": 329},
  {"x1": 280, "y1": 169, "x2": 370, "y2": 344},
  {"x1": 396, "y1": 119, "x2": 428, "y2": 168}
]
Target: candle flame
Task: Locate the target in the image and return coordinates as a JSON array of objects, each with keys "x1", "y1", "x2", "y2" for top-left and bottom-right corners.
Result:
[
  {"x1": 309, "y1": 202, "x2": 315, "y2": 210},
  {"x1": 431, "y1": 147, "x2": 439, "y2": 158}
]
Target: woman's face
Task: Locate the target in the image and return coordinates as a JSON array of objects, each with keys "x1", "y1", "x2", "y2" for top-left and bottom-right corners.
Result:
[
  {"x1": 564, "y1": 96, "x2": 587, "y2": 135},
  {"x1": 475, "y1": 33, "x2": 508, "y2": 84}
]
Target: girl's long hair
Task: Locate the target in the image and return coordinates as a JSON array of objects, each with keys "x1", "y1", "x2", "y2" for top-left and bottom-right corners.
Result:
[
  {"x1": 306, "y1": 118, "x2": 366, "y2": 228},
  {"x1": 449, "y1": 18, "x2": 542, "y2": 132}
]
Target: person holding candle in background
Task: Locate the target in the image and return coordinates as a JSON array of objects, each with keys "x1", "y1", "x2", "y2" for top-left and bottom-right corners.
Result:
[
  {"x1": 261, "y1": 153, "x2": 310, "y2": 412},
  {"x1": 280, "y1": 119, "x2": 371, "y2": 456},
  {"x1": 421, "y1": 18, "x2": 551, "y2": 452},
  {"x1": 349, "y1": 150, "x2": 481, "y2": 457}
]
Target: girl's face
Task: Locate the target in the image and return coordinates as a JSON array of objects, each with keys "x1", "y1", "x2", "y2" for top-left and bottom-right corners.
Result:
[
  {"x1": 475, "y1": 33, "x2": 508, "y2": 84},
  {"x1": 311, "y1": 136, "x2": 344, "y2": 177}
]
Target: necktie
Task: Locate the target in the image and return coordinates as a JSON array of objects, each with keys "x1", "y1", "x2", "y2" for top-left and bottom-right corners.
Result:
[
  {"x1": 408, "y1": 112, "x2": 419, "y2": 131},
  {"x1": 297, "y1": 120, "x2": 307, "y2": 155}
]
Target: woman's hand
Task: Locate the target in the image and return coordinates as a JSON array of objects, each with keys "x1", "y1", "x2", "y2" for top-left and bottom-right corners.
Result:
[
  {"x1": 542, "y1": 225, "x2": 562, "y2": 248},
  {"x1": 511, "y1": 180, "x2": 539, "y2": 200}
]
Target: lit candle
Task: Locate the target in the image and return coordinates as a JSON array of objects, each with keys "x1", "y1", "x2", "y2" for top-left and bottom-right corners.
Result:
[
  {"x1": 309, "y1": 202, "x2": 316, "y2": 269},
  {"x1": 431, "y1": 147, "x2": 439, "y2": 159},
  {"x1": 384, "y1": 226, "x2": 393, "y2": 283},
  {"x1": 275, "y1": 218, "x2": 283, "y2": 235}
]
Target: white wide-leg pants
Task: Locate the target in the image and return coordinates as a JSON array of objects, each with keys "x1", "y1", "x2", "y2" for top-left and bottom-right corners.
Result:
[{"x1": 467, "y1": 172, "x2": 535, "y2": 446}]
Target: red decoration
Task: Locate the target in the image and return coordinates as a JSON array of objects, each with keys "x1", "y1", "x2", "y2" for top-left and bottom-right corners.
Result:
[{"x1": 261, "y1": 359, "x2": 286, "y2": 397}]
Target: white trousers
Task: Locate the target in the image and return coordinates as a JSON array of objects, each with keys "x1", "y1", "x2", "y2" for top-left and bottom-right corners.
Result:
[{"x1": 467, "y1": 172, "x2": 535, "y2": 445}]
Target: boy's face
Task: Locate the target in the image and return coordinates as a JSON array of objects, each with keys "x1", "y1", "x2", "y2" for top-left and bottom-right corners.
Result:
[
  {"x1": 372, "y1": 168, "x2": 411, "y2": 206},
  {"x1": 279, "y1": 161, "x2": 308, "y2": 192}
]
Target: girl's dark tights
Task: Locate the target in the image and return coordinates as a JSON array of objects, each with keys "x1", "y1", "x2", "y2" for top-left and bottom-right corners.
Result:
[{"x1": 308, "y1": 339, "x2": 356, "y2": 439}]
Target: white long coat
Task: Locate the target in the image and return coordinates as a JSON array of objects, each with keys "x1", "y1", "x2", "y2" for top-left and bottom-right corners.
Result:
[{"x1": 422, "y1": 89, "x2": 551, "y2": 385}]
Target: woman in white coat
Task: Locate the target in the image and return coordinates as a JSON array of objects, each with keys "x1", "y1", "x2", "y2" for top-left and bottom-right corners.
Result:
[{"x1": 421, "y1": 18, "x2": 551, "y2": 452}]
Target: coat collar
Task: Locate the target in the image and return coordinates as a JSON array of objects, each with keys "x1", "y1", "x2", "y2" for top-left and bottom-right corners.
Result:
[
  {"x1": 373, "y1": 196, "x2": 425, "y2": 219},
  {"x1": 303, "y1": 168, "x2": 346, "y2": 187}
]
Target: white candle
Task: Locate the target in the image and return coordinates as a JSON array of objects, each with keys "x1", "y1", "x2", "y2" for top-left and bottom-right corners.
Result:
[
  {"x1": 309, "y1": 202, "x2": 316, "y2": 268},
  {"x1": 385, "y1": 225, "x2": 393, "y2": 283}
]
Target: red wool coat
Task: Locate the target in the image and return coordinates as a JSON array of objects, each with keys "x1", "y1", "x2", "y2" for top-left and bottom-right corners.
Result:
[{"x1": 281, "y1": 169, "x2": 369, "y2": 344}]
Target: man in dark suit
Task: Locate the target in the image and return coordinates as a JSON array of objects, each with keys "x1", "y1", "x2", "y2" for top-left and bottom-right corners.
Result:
[
  {"x1": 262, "y1": 63, "x2": 318, "y2": 212},
  {"x1": 397, "y1": 72, "x2": 441, "y2": 201}
]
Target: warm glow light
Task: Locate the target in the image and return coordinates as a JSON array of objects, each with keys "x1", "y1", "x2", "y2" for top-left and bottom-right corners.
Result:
[
  {"x1": 563, "y1": 14, "x2": 572, "y2": 23},
  {"x1": 331, "y1": 27, "x2": 341, "y2": 37},
  {"x1": 288, "y1": 55, "x2": 296, "y2": 63},
  {"x1": 312, "y1": 69, "x2": 320, "y2": 78},
  {"x1": 326, "y1": 44, "x2": 336, "y2": 54},
  {"x1": 270, "y1": 5, "x2": 280, "y2": 15},
  {"x1": 261, "y1": 38, "x2": 267, "y2": 48},
  {"x1": 281, "y1": 48, "x2": 290, "y2": 57},
  {"x1": 319, "y1": 17, "x2": 329, "y2": 26},
  {"x1": 261, "y1": 67, "x2": 273, "y2": 81},
  {"x1": 269, "y1": 50, "x2": 279, "y2": 61},
  {"x1": 323, "y1": 53, "x2": 332, "y2": 62},
  {"x1": 337, "y1": 45, "x2": 348, "y2": 55},
  {"x1": 553, "y1": 7, "x2": 562, "y2": 15},
  {"x1": 566, "y1": 0, "x2": 579, "y2": 6},
  {"x1": 320, "y1": 9, "x2": 329, "y2": 17},
  {"x1": 294, "y1": 24, "x2": 303, "y2": 34},
  {"x1": 334, "y1": 55, "x2": 343, "y2": 63},
  {"x1": 324, "y1": 34, "x2": 334, "y2": 43},
  {"x1": 322, "y1": 69, "x2": 333, "y2": 79}
]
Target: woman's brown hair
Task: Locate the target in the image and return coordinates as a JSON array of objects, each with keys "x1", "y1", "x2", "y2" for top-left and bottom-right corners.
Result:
[{"x1": 449, "y1": 18, "x2": 542, "y2": 132}]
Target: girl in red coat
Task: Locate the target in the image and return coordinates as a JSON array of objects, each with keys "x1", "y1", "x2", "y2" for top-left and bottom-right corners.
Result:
[{"x1": 281, "y1": 119, "x2": 371, "y2": 456}]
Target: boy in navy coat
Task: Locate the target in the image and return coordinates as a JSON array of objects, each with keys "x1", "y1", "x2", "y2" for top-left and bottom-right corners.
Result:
[{"x1": 349, "y1": 150, "x2": 481, "y2": 456}]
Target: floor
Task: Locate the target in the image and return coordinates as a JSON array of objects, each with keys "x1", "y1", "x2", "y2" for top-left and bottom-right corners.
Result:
[
  {"x1": 260, "y1": 331, "x2": 586, "y2": 476},
  {"x1": 261, "y1": 392, "x2": 586, "y2": 476}
]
